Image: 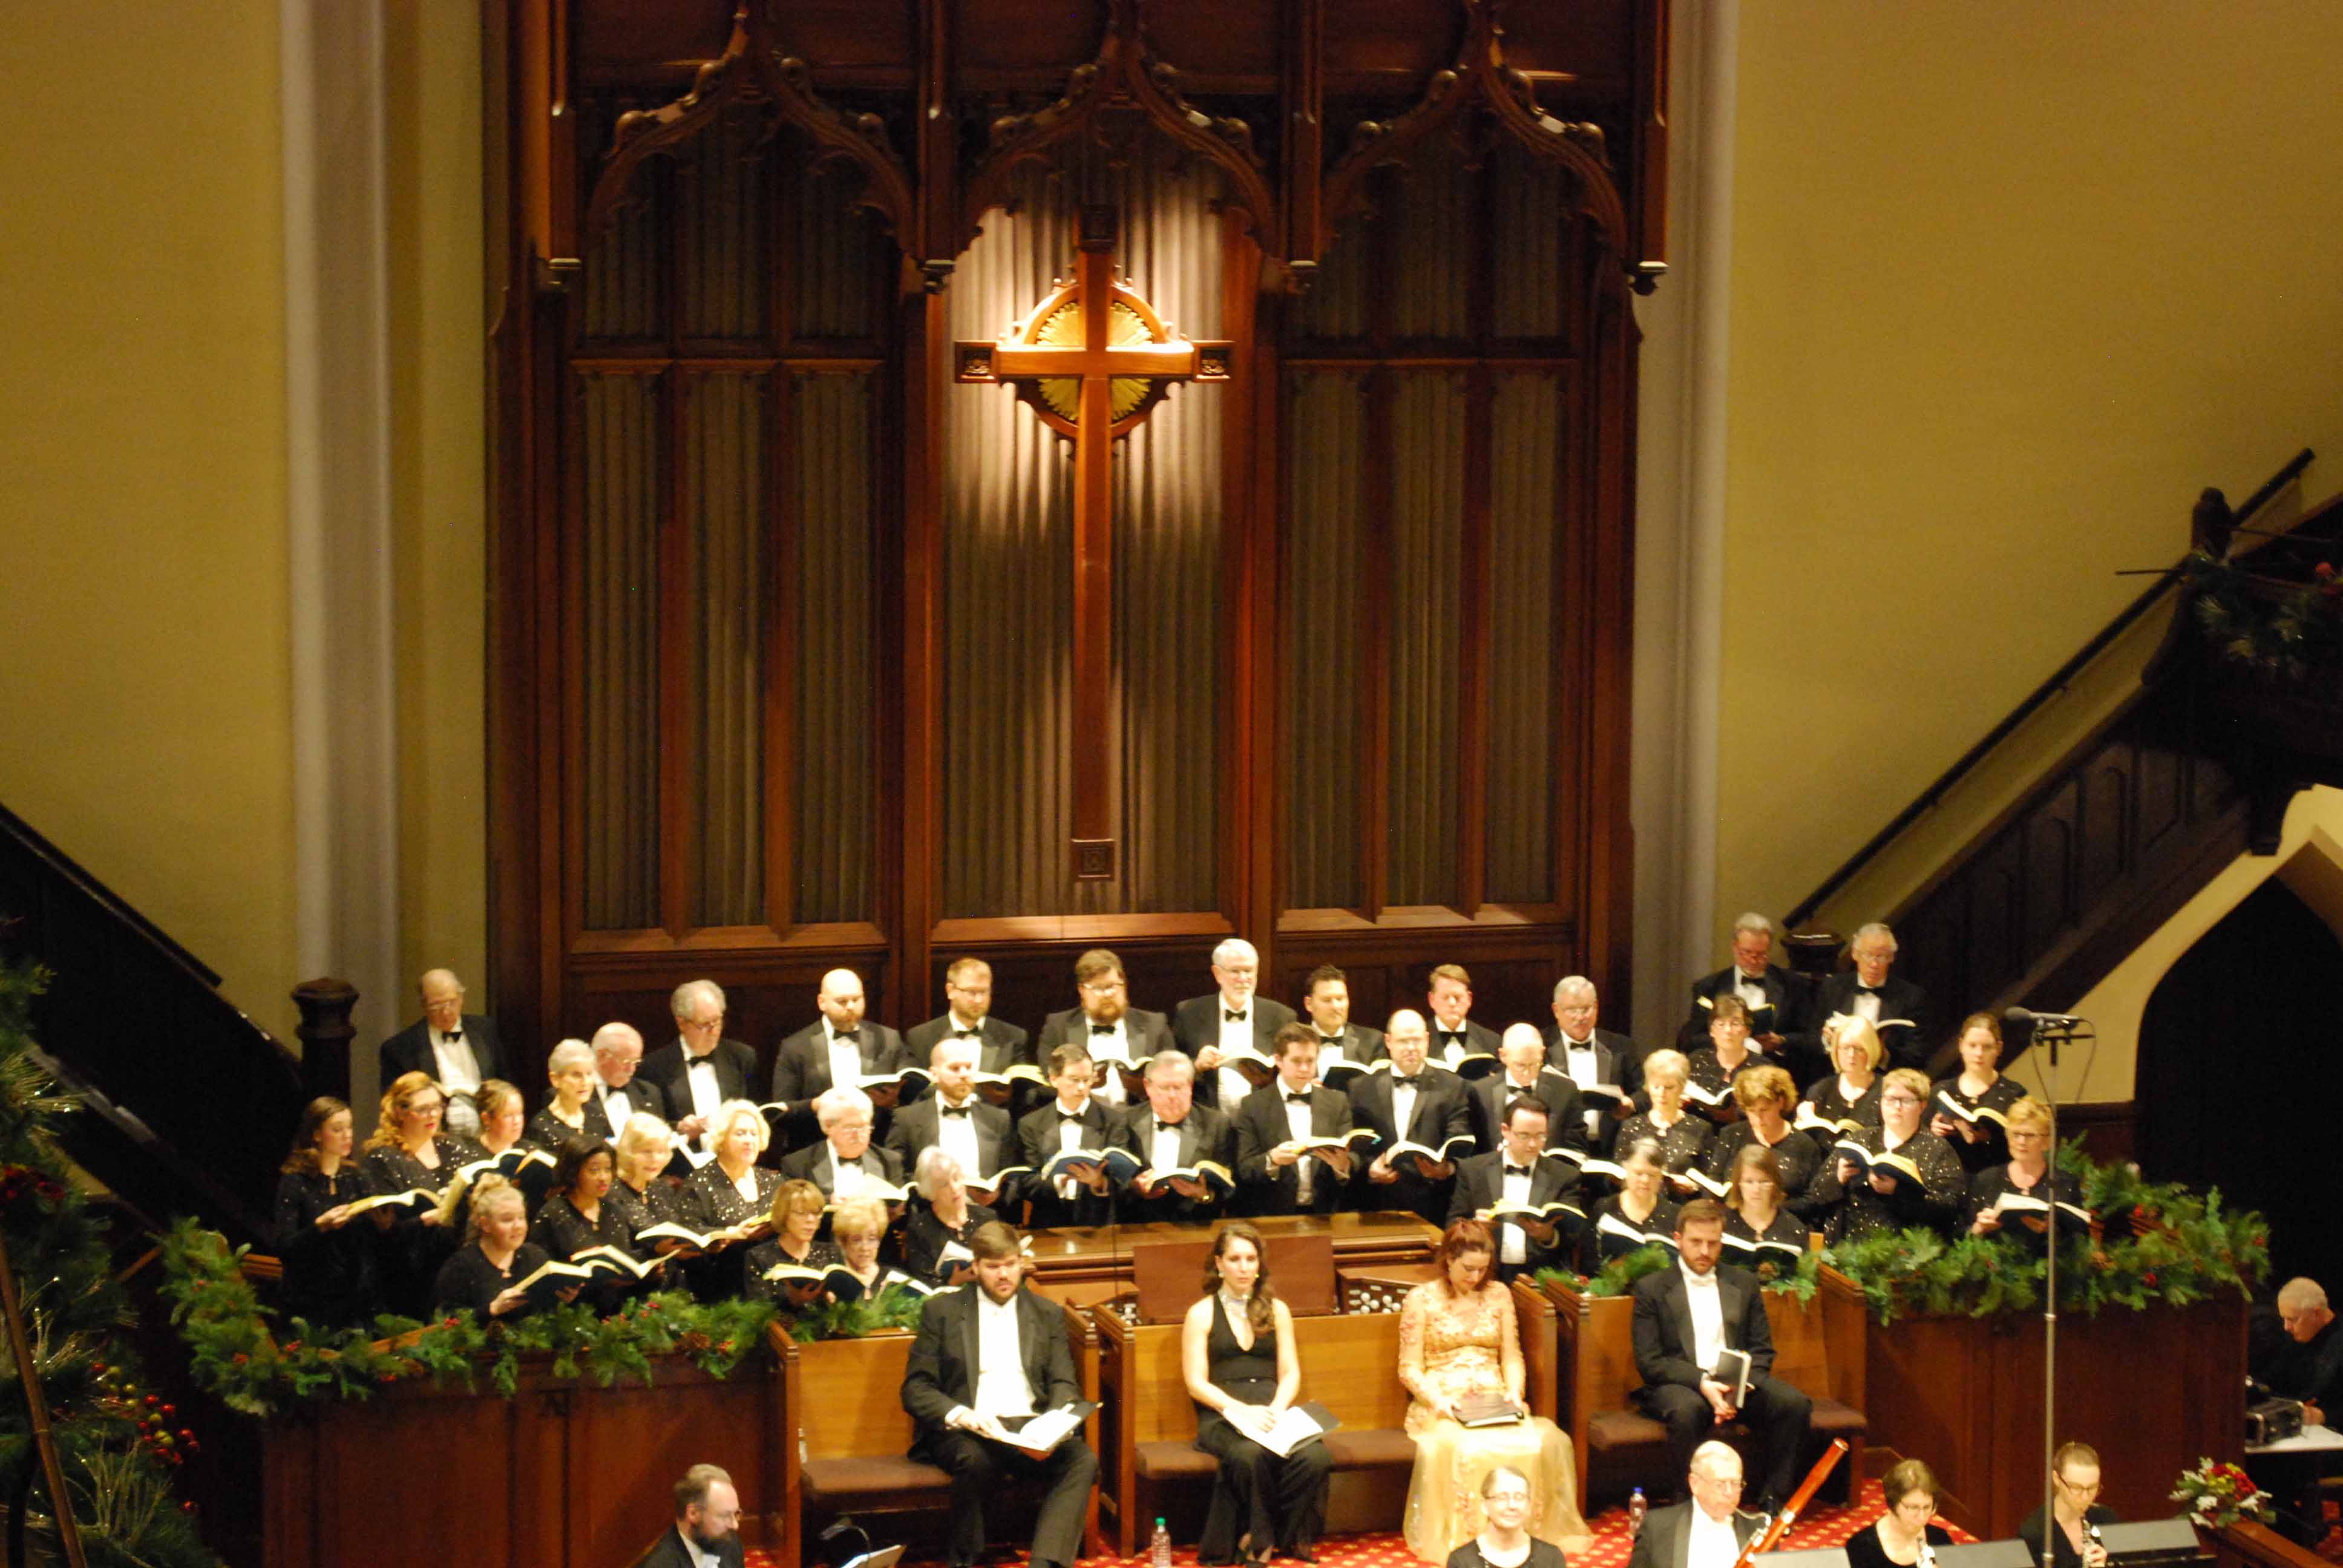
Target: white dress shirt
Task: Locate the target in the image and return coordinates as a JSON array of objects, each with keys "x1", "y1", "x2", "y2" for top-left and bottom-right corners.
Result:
[
  {"x1": 430, "y1": 1025, "x2": 484, "y2": 1135},
  {"x1": 1052, "y1": 1096, "x2": 1090, "y2": 1197},
  {"x1": 597, "y1": 1082, "x2": 635, "y2": 1129},
  {"x1": 1734, "y1": 972, "x2": 1768, "y2": 1010},
  {"x1": 971, "y1": 1291, "x2": 1035, "y2": 1419},
  {"x1": 1149, "y1": 1117, "x2": 1188, "y2": 1174},
  {"x1": 1682, "y1": 1259, "x2": 1726, "y2": 1373},
  {"x1": 829, "y1": 1145, "x2": 867, "y2": 1199},
  {"x1": 1086, "y1": 1019, "x2": 1130, "y2": 1105},
  {"x1": 1312, "y1": 1031, "x2": 1352, "y2": 1079},
  {"x1": 934, "y1": 1094, "x2": 983, "y2": 1172},
  {"x1": 1558, "y1": 1037, "x2": 1605, "y2": 1138},
  {"x1": 1281, "y1": 1088, "x2": 1318, "y2": 1205},
  {"x1": 1391, "y1": 1077, "x2": 1421, "y2": 1148},
  {"x1": 1215, "y1": 996, "x2": 1256, "y2": 1109},
  {"x1": 683, "y1": 1051, "x2": 724, "y2": 1144},
  {"x1": 1688, "y1": 1505, "x2": 1744, "y2": 1568},
  {"x1": 1850, "y1": 987, "x2": 1884, "y2": 1025},
  {"x1": 827, "y1": 1029, "x2": 865, "y2": 1092},
  {"x1": 1498, "y1": 1157, "x2": 1535, "y2": 1264}
]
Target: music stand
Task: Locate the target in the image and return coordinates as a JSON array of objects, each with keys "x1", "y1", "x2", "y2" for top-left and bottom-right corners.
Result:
[
  {"x1": 1937, "y1": 1542, "x2": 2036, "y2": 1568},
  {"x1": 2097, "y1": 1519, "x2": 2203, "y2": 1568}
]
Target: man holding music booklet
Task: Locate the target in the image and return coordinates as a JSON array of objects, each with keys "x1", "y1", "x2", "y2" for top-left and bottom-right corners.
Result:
[{"x1": 1629, "y1": 1200, "x2": 1812, "y2": 1515}]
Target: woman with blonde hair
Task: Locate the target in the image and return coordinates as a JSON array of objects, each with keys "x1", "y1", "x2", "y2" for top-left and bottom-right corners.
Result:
[
  {"x1": 431, "y1": 1175, "x2": 576, "y2": 1320},
  {"x1": 606, "y1": 1111, "x2": 688, "y2": 1246},
  {"x1": 1965, "y1": 1096, "x2": 2086, "y2": 1254},
  {"x1": 1612, "y1": 1050, "x2": 1712, "y2": 1176},
  {"x1": 1799, "y1": 1018, "x2": 1885, "y2": 1135},
  {"x1": 744, "y1": 1178, "x2": 839, "y2": 1305},
  {"x1": 1810, "y1": 1067, "x2": 1966, "y2": 1241},
  {"x1": 1701, "y1": 1063, "x2": 1821, "y2": 1214}
]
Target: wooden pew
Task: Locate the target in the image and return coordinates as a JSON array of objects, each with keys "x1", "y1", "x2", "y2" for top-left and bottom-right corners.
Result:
[
  {"x1": 1527, "y1": 1266, "x2": 1868, "y2": 1510},
  {"x1": 1096, "y1": 1308, "x2": 1420, "y2": 1557},
  {"x1": 772, "y1": 1301, "x2": 1105, "y2": 1568}
]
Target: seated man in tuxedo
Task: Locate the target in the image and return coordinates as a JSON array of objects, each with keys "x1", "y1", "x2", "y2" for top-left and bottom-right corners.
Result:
[
  {"x1": 900, "y1": 1222, "x2": 1098, "y2": 1568},
  {"x1": 378, "y1": 967, "x2": 503, "y2": 1140},
  {"x1": 1469, "y1": 1022, "x2": 1587, "y2": 1154},
  {"x1": 1802, "y1": 923, "x2": 1930, "y2": 1079},
  {"x1": 1108, "y1": 1051, "x2": 1236, "y2": 1225},
  {"x1": 582, "y1": 1021, "x2": 664, "y2": 1140},
  {"x1": 779, "y1": 1086, "x2": 905, "y2": 1196},
  {"x1": 1625, "y1": 1441, "x2": 1763, "y2": 1568},
  {"x1": 1172, "y1": 937, "x2": 1299, "y2": 1111},
  {"x1": 1631, "y1": 1199, "x2": 1813, "y2": 1514},
  {"x1": 643, "y1": 1462, "x2": 745, "y2": 1568},
  {"x1": 1447, "y1": 1096, "x2": 1581, "y2": 1281},
  {"x1": 1426, "y1": 963, "x2": 1501, "y2": 1073},
  {"x1": 641, "y1": 979, "x2": 758, "y2": 1162},
  {"x1": 770, "y1": 968, "x2": 912, "y2": 1153},
  {"x1": 1234, "y1": 1024, "x2": 1360, "y2": 1217},
  {"x1": 1677, "y1": 912, "x2": 1808, "y2": 1059},
  {"x1": 1017, "y1": 1043, "x2": 1117, "y2": 1229},
  {"x1": 1348, "y1": 1010, "x2": 1471, "y2": 1227},
  {"x1": 906, "y1": 955, "x2": 1035, "y2": 1113},
  {"x1": 1299, "y1": 963, "x2": 1386, "y2": 1085},
  {"x1": 1035, "y1": 949, "x2": 1173, "y2": 1112},
  {"x1": 888, "y1": 1035, "x2": 1017, "y2": 1205},
  {"x1": 1544, "y1": 975, "x2": 1642, "y2": 1147}
]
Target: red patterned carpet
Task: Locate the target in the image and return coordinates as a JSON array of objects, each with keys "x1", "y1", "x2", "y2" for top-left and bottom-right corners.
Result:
[{"x1": 745, "y1": 1481, "x2": 1974, "y2": 1568}]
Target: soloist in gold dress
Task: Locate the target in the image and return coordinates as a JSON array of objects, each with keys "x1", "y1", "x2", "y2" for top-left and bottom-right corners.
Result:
[{"x1": 1397, "y1": 1279, "x2": 1591, "y2": 1562}]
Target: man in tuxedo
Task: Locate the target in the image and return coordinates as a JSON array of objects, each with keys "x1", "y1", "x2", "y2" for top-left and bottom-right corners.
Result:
[
  {"x1": 1348, "y1": 1010, "x2": 1471, "y2": 1227},
  {"x1": 906, "y1": 955, "x2": 1036, "y2": 1112},
  {"x1": 1016, "y1": 1043, "x2": 1116, "y2": 1229},
  {"x1": 900, "y1": 1223, "x2": 1098, "y2": 1568},
  {"x1": 1234, "y1": 1024, "x2": 1360, "y2": 1217},
  {"x1": 1172, "y1": 938, "x2": 1299, "y2": 1111},
  {"x1": 1803, "y1": 923, "x2": 1930, "y2": 1079},
  {"x1": 779, "y1": 1086, "x2": 906, "y2": 1196},
  {"x1": 770, "y1": 969, "x2": 912, "y2": 1152},
  {"x1": 1034, "y1": 949, "x2": 1174, "y2": 1112},
  {"x1": 1625, "y1": 1442, "x2": 1763, "y2": 1568},
  {"x1": 1467, "y1": 1022, "x2": 1586, "y2": 1154},
  {"x1": 1426, "y1": 964, "x2": 1501, "y2": 1073},
  {"x1": 1300, "y1": 964, "x2": 1386, "y2": 1085},
  {"x1": 642, "y1": 1462, "x2": 746, "y2": 1568},
  {"x1": 582, "y1": 1021, "x2": 665, "y2": 1140},
  {"x1": 377, "y1": 969, "x2": 503, "y2": 1139},
  {"x1": 640, "y1": 980, "x2": 758, "y2": 1158},
  {"x1": 1543, "y1": 975, "x2": 1642, "y2": 1147},
  {"x1": 1677, "y1": 913, "x2": 1809, "y2": 1057},
  {"x1": 1447, "y1": 1096, "x2": 1581, "y2": 1281},
  {"x1": 1631, "y1": 1200, "x2": 1813, "y2": 1514},
  {"x1": 888, "y1": 1036, "x2": 1017, "y2": 1202},
  {"x1": 1108, "y1": 1051, "x2": 1236, "y2": 1224}
]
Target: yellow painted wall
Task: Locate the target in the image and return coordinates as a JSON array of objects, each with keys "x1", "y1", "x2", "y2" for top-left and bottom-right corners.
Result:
[
  {"x1": 1720, "y1": 1, "x2": 2343, "y2": 945},
  {"x1": 0, "y1": 4, "x2": 297, "y2": 1034}
]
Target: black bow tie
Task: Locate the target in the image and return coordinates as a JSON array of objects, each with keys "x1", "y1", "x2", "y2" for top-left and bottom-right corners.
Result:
[
  {"x1": 1438, "y1": 1030, "x2": 1466, "y2": 1044},
  {"x1": 952, "y1": 1026, "x2": 980, "y2": 1039},
  {"x1": 1855, "y1": 984, "x2": 1883, "y2": 997},
  {"x1": 1317, "y1": 1033, "x2": 1345, "y2": 1047},
  {"x1": 1393, "y1": 1075, "x2": 1422, "y2": 1088},
  {"x1": 939, "y1": 1104, "x2": 973, "y2": 1119},
  {"x1": 1224, "y1": 1009, "x2": 1247, "y2": 1023},
  {"x1": 1059, "y1": 1110, "x2": 1089, "y2": 1123},
  {"x1": 1504, "y1": 1164, "x2": 1536, "y2": 1178},
  {"x1": 831, "y1": 1030, "x2": 858, "y2": 1045},
  {"x1": 443, "y1": 1030, "x2": 462, "y2": 1042},
  {"x1": 1156, "y1": 1119, "x2": 1185, "y2": 1134},
  {"x1": 1089, "y1": 1023, "x2": 1116, "y2": 1036},
  {"x1": 1284, "y1": 1091, "x2": 1314, "y2": 1106}
]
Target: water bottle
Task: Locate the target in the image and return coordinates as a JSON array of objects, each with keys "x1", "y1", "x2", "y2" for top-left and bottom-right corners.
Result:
[
  {"x1": 1628, "y1": 1487, "x2": 1648, "y2": 1540},
  {"x1": 1152, "y1": 1517, "x2": 1173, "y2": 1568}
]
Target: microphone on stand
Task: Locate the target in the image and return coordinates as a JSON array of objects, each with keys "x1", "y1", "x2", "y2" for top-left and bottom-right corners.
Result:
[{"x1": 2003, "y1": 1007, "x2": 2090, "y2": 1030}]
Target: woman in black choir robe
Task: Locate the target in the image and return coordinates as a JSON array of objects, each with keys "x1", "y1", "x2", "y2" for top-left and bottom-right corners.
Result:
[
  {"x1": 1579, "y1": 1139, "x2": 1682, "y2": 1272},
  {"x1": 1809, "y1": 1068, "x2": 1967, "y2": 1243},
  {"x1": 606, "y1": 1111, "x2": 689, "y2": 1247},
  {"x1": 1445, "y1": 1465, "x2": 1565, "y2": 1568},
  {"x1": 1799, "y1": 1018, "x2": 1886, "y2": 1137},
  {"x1": 532, "y1": 1137, "x2": 644, "y2": 1309},
  {"x1": 1967, "y1": 1096, "x2": 2087, "y2": 1256},
  {"x1": 742, "y1": 1178, "x2": 840, "y2": 1307},
  {"x1": 1703, "y1": 1064, "x2": 1823, "y2": 1218},
  {"x1": 1184, "y1": 1222, "x2": 1332, "y2": 1566},
  {"x1": 1684, "y1": 995, "x2": 1763, "y2": 1126},
  {"x1": 1930, "y1": 1011, "x2": 2027, "y2": 1177},
  {"x1": 1611, "y1": 1050, "x2": 1712, "y2": 1177},
  {"x1": 1721, "y1": 1144, "x2": 1813, "y2": 1282},
  {"x1": 356, "y1": 1072, "x2": 477, "y2": 1318},
  {"x1": 524, "y1": 1037, "x2": 598, "y2": 1151},
  {"x1": 1843, "y1": 1459, "x2": 1955, "y2": 1568},
  {"x1": 825, "y1": 1195, "x2": 925, "y2": 1303},
  {"x1": 432, "y1": 1175, "x2": 575, "y2": 1321},
  {"x1": 680, "y1": 1100, "x2": 781, "y2": 1299},
  {"x1": 899, "y1": 1147, "x2": 998, "y2": 1287},
  {"x1": 272, "y1": 1097, "x2": 378, "y2": 1329},
  {"x1": 439, "y1": 1079, "x2": 551, "y2": 1238}
]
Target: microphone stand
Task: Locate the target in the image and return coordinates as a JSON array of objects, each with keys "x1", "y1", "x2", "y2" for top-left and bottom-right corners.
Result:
[{"x1": 2027, "y1": 1015, "x2": 2091, "y2": 1568}]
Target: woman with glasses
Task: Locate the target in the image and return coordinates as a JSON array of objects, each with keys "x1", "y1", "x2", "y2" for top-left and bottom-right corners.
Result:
[
  {"x1": 2016, "y1": 1443, "x2": 2115, "y2": 1568},
  {"x1": 1965, "y1": 1097, "x2": 2085, "y2": 1254},
  {"x1": 1444, "y1": 1465, "x2": 1562, "y2": 1568},
  {"x1": 1843, "y1": 1459, "x2": 1953, "y2": 1568},
  {"x1": 1807, "y1": 1067, "x2": 1965, "y2": 1241}
]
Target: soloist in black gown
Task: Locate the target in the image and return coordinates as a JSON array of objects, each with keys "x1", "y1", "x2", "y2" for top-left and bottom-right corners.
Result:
[{"x1": 1194, "y1": 1295, "x2": 1332, "y2": 1564}]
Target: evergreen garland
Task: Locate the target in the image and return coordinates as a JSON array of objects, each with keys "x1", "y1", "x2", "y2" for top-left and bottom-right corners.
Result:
[
  {"x1": 2183, "y1": 547, "x2": 2343, "y2": 681},
  {"x1": 0, "y1": 952, "x2": 218, "y2": 1567},
  {"x1": 1535, "y1": 1244, "x2": 1821, "y2": 1302},
  {"x1": 783, "y1": 1282, "x2": 930, "y2": 1342}
]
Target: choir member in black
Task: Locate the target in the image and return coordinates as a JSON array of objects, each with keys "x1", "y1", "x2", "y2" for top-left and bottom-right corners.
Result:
[
  {"x1": 1613, "y1": 1050, "x2": 1712, "y2": 1178},
  {"x1": 902, "y1": 1147, "x2": 998, "y2": 1288},
  {"x1": 1581, "y1": 1139, "x2": 1681, "y2": 1270},
  {"x1": 1720, "y1": 1145, "x2": 1812, "y2": 1281},
  {"x1": 1685, "y1": 995, "x2": 1763, "y2": 1126},
  {"x1": 532, "y1": 1136, "x2": 642, "y2": 1308},
  {"x1": 1425, "y1": 963, "x2": 1502, "y2": 1074},
  {"x1": 1182, "y1": 1221, "x2": 1332, "y2": 1567},
  {"x1": 2017, "y1": 1442, "x2": 2116, "y2": 1568},
  {"x1": 525, "y1": 1037, "x2": 598, "y2": 1149},
  {"x1": 1446, "y1": 1465, "x2": 1564, "y2": 1568},
  {"x1": 1110, "y1": 1051, "x2": 1238, "y2": 1225},
  {"x1": 1300, "y1": 964, "x2": 1386, "y2": 1083},
  {"x1": 273, "y1": 1097, "x2": 377, "y2": 1328},
  {"x1": 607, "y1": 1112, "x2": 689, "y2": 1246},
  {"x1": 1811, "y1": 1068, "x2": 1966, "y2": 1242},
  {"x1": 1843, "y1": 1459, "x2": 1953, "y2": 1568},
  {"x1": 1465, "y1": 1024, "x2": 1585, "y2": 1156},
  {"x1": 474, "y1": 1080, "x2": 532, "y2": 1160},
  {"x1": 828, "y1": 1194, "x2": 923, "y2": 1302},
  {"x1": 1234, "y1": 1025, "x2": 1360, "y2": 1217},
  {"x1": 1703, "y1": 1065, "x2": 1822, "y2": 1218},
  {"x1": 681, "y1": 1100, "x2": 781, "y2": 1296},
  {"x1": 1799, "y1": 1018, "x2": 1886, "y2": 1136},
  {"x1": 1966, "y1": 1096, "x2": 2086, "y2": 1254},
  {"x1": 1015, "y1": 1044, "x2": 1116, "y2": 1230},
  {"x1": 742, "y1": 1178, "x2": 841, "y2": 1307},
  {"x1": 432, "y1": 1175, "x2": 577, "y2": 1320},
  {"x1": 1351, "y1": 1011, "x2": 1472, "y2": 1229},
  {"x1": 1447, "y1": 1097, "x2": 1581, "y2": 1282},
  {"x1": 357, "y1": 1071, "x2": 471, "y2": 1317},
  {"x1": 1930, "y1": 1011, "x2": 2025, "y2": 1177}
]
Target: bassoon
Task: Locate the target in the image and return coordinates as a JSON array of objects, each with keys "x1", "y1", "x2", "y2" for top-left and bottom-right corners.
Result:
[{"x1": 1731, "y1": 1437, "x2": 1850, "y2": 1568}]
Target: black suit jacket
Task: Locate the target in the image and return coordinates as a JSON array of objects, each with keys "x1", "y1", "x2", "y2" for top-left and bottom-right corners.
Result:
[
  {"x1": 1624, "y1": 1501, "x2": 1761, "y2": 1568},
  {"x1": 1446, "y1": 1149, "x2": 1582, "y2": 1271},
  {"x1": 1678, "y1": 965, "x2": 1809, "y2": 1050},
  {"x1": 378, "y1": 1013, "x2": 505, "y2": 1091},
  {"x1": 776, "y1": 1138, "x2": 906, "y2": 1195},
  {"x1": 1469, "y1": 1070, "x2": 1588, "y2": 1154},
  {"x1": 1037, "y1": 1006, "x2": 1175, "y2": 1065},
  {"x1": 1232, "y1": 1081, "x2": 1357, "y2": 1215},
  {"x1": 1345, "y1": 1065, "x2": 1471, "y2": 1224},
  {"x1": 638, "y1": 1038, "x2": 756, "y2": 1126},
  {"x1": 1630, "y1": 1259, "x2": 1777, "y2": 1391},
  {"x1": 1307, "y1": 1023, "x2": 1388, "y2": 1077},
  {"x1": 1539, "y1": 1025, "x2": 1643, "y2": 1093},
  {"x1": 886, "y1": 1097, "x2": 1016, "y2": 1181},
  {"x1": 1803, "y1": 973, "x2": 1932, "y2": 1077},
  {"x1": 769, "y1": 1022, "x2": 912, "y2": 1150},
  {"x1": 1017, "y1": 1097, "x2": 1118, "y2": 1227},
  {"x1": 637, "y1": 1524, "x2": 746, "y2": 1568},
  {"x1": 905, "y1": 1014, "x2": 1035, "y2": 1076},
  {"x1": 1107, "y1": 1101, "x2": 1236, "y2": 1224},
  {"x1": 1427, "y1": 1018, "x2": 1502, "y2": 1073},
  {"x1": 901, "y1": 1285, "x2": 1082, "y2": 1454},
  {"x1": 1172, "y1": 993, "x2": 1301, "y2": 1107}
]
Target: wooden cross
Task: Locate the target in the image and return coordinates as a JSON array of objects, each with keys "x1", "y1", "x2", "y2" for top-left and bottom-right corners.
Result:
[{"x1": 955, "y1": 205, "x2": 1232, "y2": 880}]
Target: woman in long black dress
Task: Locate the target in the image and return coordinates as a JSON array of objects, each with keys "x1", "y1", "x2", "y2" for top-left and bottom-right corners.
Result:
[
  {"x1": 1808, "y1": 1068, "x2": 1967, "y2": 1242},
  {"x1": 357, "y1": 1071, "x2": 474, "y2": 1318},
  {"x1": 1843, "y1": 1459, "x2": 1953, "y2": 1568},
  {"x1": 1182, "y1": 1221, "x2": 1332, "y2": 1567},
  {"x1": 1444, "y1": 1465, "x2": 1564, "y2": 1568},
  {"x1": 1966, "y1": 1097, "x2": 2088, "y2": 1255},
  {"x1": 1612, "y1": 1051, "x2": 1712, "y2": 1178},
  {"x1": 1720, "y1": 1144, "x2": 1812, "y2": 1282},
  {"x1": 1579, "y1": 1140, "x2": 1682, "y2": 1271},
  {"x1": 680, "y1": 1100, "x2": 781, "y2": 1299},
  {"x1": 1929, "y1": 1012, "x2": 2027, "y2": 1177},
  {"x1": 1702, "y1": 1065, "x2": 1822, "y2": 1217},
  {"x1": 431, "y1": 1175, "x2": 576, "y2": 1321},
  {"x1": 272, "y1": 1097, "x2": 377, "y2": 1329},
  {"x1": 900, "y1": 1147, "x2": 998, "y2": 1287}
]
